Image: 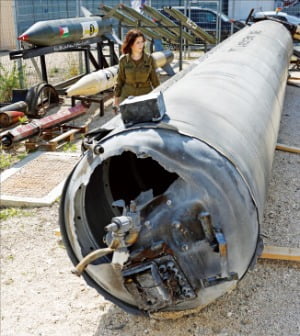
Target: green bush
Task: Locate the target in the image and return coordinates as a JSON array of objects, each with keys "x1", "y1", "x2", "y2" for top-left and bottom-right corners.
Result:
[{"x1": 0, "y1": 62, "x2": 26, "y2": 103}]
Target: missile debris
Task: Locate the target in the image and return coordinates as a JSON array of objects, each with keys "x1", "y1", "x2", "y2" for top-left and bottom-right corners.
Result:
[
  {"x1": 0, "y1": 111, "x2": 25, "y2": 128},
  {"x1": 0, "y1": 101, "x2": 28, "y2": 114},
  {"x1": 59, "y1": 21, "x2": 293, "y2": 316},
  {"x1": 1, "y1": 103, "x2": 89, "y2": 148},
  {"x1": 66, "y1": 50, "x2": 174, "y2": 97}
]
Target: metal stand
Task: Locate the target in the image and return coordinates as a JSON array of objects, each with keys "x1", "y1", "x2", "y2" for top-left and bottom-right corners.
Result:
[
  {"x1": 71, "y1": 90, "x2": 114, "y2": 117},
  {"x1": 9, "y1": 37, "x2": 119, "y2": 94}
]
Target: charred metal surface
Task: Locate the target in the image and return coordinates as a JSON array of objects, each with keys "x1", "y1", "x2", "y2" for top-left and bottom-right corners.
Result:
[
  {"x1": 60, "y1": 21, "x2": 293, "y2": 316},
  {"x1": 120, "y1": 91, "x2": 166, "y2": 126}
]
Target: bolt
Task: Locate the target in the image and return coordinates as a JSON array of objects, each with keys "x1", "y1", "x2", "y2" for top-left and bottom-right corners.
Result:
[
  {"x1": 181, "y1": 244, "x2": 189, "y2": 252},
  {"x1": 167, "y1": 261, "x2": 175, "y2": 270},
  {"x1": 144, "y1": 221, "x2": 151, "y2": 229},
  {"x1": 159, "y1": 264, "x2": 167, "y2": 273},
  {"x1": 94, "y1": 144, "x2": 104, "y2": 155},
  {"x1": 105, "y1": 222, "x2": 119, "y2": 232},
  {"x1": 130, "y1": 200, "x2": 136, "y2": 212},
  {"x1": 178, "y1": 278, "x2": 186, "y2": 286},
  {"x1": 175, "y1": 274, "x2": 182, "y2": 281},
  {"x1": 162, "y1": 273, "x2": 169, "y2": 281},
  {"x1": 172, "y1": 220, "x2": 181, "y2": 229},
  {"x1": 172, "y1": 268, "x2": 179, "y2": 275},
  {"x1": 182, "y1": 286, "x2": 191, "y2": 295}
]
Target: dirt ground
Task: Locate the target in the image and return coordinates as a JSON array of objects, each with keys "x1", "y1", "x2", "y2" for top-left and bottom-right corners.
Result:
[{"x1": 1, "y1": 79, "x2": 300, "y2": 335}]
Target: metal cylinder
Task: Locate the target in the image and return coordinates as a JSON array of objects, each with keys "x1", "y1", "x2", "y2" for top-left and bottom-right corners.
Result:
[
  {"x1": 0, "y1": 101, "x2": 28, "y2": 113},
  {"x1": 152, "y1": 50, "x2": 174, "y2": 68},
  {"x1": 0, "y1": 111, "x2": 25, "y2": 128},
  {"x1": 18, "y1": 17, "x2": 112, "y2": 46},
  {"x1": 0, "y1": 103, "x2": 88, "y2": 148},
  {"x1": 60, "y1": 21, "x2": 293, "y2": 316}
]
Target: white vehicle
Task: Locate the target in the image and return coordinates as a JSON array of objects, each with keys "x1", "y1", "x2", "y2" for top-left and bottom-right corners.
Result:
[{"x1": 252, "y1": 11, "x2": 300, "y2": 25}]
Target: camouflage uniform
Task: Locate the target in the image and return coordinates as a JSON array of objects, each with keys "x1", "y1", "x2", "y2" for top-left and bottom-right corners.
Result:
[{"x1": 114, "y1": 52, "x2": 160, "y2": 102}]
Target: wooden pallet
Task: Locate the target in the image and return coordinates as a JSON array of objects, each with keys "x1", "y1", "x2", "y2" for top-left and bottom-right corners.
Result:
[
  {"x1": 25, "y1": 124, "x2": 88, "y2": 151},
  {"x1": 260, "y1": 245, "x2": 300, "y2": 262}
]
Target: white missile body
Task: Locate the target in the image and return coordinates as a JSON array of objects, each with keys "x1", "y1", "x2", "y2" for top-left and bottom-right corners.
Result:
[
  {"x1": 67, "y1": 66, "x2": 118, "y2": 97},
  {"x1": 66, "y1": 50, "x2": 174, "y2": 97}
]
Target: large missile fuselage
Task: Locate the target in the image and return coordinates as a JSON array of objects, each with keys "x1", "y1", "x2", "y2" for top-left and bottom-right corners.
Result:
[
  {"x1": 18, "y1": 17, "x2": 112, "y2": 46},
  {"x1": 60, "y1": 21, "x2": 293, "y2": 316}
]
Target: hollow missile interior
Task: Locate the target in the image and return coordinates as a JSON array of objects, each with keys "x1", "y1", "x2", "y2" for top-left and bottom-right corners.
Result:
[{"x1": 61, "y1": 128, "x2": 259, "y2": 313}]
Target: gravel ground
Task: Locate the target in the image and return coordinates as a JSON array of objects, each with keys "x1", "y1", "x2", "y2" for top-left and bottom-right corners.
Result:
[{"x1": 1, "y1": 84, "x2": 300, "y2": 335}]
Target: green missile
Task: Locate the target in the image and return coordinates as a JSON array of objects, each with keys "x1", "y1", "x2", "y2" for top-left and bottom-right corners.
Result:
[{"x1": 18, "y1": 17, "x2": 113, "y2": 47}]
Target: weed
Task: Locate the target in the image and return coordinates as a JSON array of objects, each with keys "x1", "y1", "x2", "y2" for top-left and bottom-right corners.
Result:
[
  {"x1": 49, "y1": 66, "x2": 60, "y2": 77},
  {"x1": 0, "y1": 146, "x2": 28, "y2": 170},
  {"x1": 66, "y1": 55, "x2": 79, "y2": 78},
  {"x1": 0, "y1": 151, "x2": 13, "y2": 170},
  {"x1": 0, "y1": 207, "x2": 32, "y2": 221},
  {"x1": 62, "y1": 142, "x2": 77, "y2": 152},
  {"x1": 17, "y1": 151, "x2": 28, "y2": 161},
  {"x1": 0, "y1": 62, "x2": 26, "y2": 103},
  {"x1": 18, "y1": 116, "x2": 28, "y2": 124}
]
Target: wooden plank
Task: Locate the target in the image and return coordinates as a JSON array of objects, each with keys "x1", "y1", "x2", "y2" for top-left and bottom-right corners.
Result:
[
  {"x1": 260, "y1": 245, "x2": 300, "y2": 262},
  {"x1": 276, "y1": 143, "x2": 300, "y2": 154},
  {"x1": 49, "y1": 128, "x2": 78, "y2": 144}
]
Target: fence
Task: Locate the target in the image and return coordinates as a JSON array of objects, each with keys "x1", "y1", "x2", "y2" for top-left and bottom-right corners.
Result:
[{"x1": 13, "y1": 0, "x2": 300, "y2": 38}]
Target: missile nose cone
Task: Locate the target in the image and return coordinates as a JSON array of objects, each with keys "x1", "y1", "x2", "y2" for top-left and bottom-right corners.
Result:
[
  {"x1": 18, "y1": 34, "x2": 29, "y2": 41},
  {"x1": 66, "y1": 75, "x2": 97, "y2": 97},
  {"x1": 66, "y1": 83, "x2": 84, "y2": 97}
]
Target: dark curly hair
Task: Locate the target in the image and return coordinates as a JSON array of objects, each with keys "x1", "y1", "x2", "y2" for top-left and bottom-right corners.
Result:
[{"x1": 121, "y1": 29, "x2": 145, "y2": 54}]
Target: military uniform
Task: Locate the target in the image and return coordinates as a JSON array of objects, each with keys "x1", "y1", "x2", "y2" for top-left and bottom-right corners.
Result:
[{"x1": 114, "y1": 53, "x2": 160, "y2": 102}]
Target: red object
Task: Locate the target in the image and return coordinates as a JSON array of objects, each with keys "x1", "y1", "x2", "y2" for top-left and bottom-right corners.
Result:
[
  {"x1": 0, "y1": 111, "x2": 25, "y2": 128},
  {"x1": 1, "y1": 103, "x2": 88, "y2": 147},
  {"x1": 17, "y1": 34, "x2": 29, "y2": 41}
]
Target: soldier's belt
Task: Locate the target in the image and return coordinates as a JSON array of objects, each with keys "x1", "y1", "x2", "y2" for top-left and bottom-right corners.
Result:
[{"x1": 125, "y1": 82, "x2": 151, "y2": 88}]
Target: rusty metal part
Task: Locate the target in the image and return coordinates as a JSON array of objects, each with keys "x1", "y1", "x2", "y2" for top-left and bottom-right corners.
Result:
[
  {"x1": 25, "y1": 82, "x2": 60, "y2": 118},
  {"x1": 72, "y1": 206, "x2": 142, "y2": 277},
  {"x1": 0, "y1": 111, "x2": 25, "y2": 128},
  {"x1": 0, "y1": 103, "x2": 89, "y2": 148},
  {"x1": 71, "y1": 248, "x2": 113, "y2": 276}
]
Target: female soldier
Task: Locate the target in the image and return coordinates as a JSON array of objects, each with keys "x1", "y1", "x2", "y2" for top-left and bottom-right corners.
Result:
[{"x1": 113, "y1": 29, "x2": 160, "y2": 113}]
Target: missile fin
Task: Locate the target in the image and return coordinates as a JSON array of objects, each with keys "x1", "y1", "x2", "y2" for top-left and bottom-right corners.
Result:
[
  {"x1": 153, "y1": 39, "x2": 164, "y2": 51},
  {"x1": 104, "y1": 32, "x2": 122, "y2": 45},
  {"x1": 161, "y1": 63, "x2": 175, "y2": 76},
  {"x1": 81, "y1": 6, "x2": 94, "y2": 18},
  {"x1": 111, "y1": 28, "x2": 123, "y2": 45}
]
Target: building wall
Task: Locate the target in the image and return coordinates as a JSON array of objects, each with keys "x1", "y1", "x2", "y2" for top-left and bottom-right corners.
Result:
[
  {"x1": 228, "y1": 0, "x2": 275, "y2": 19},
  {"x1": 0, "y1": 0, "x2": 16, "y2": 50}
]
